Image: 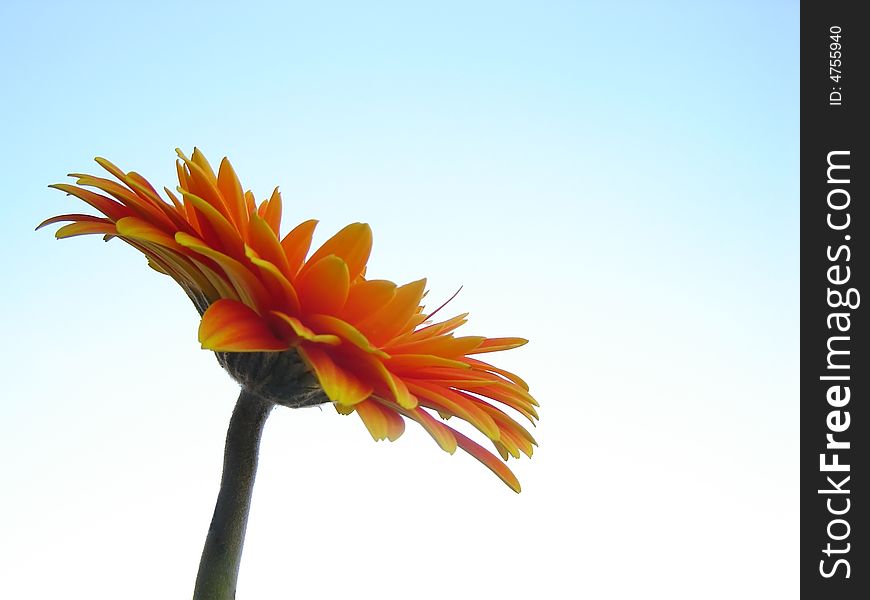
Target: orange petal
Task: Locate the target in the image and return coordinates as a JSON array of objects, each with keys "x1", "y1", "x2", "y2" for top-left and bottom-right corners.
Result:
[
  {"x1": 180, "y1": 191, "x2": 245, "y2": 260},
  {"x1": 486, "y1": 380, "x2": 539, "y2": 407},
  {"x1": 454, "y1": 385, "x2": 538, "y2": 423},
  {"x1": 191, "y1": 257, "x2": 241, "y2": 302},
  {"x1": 355, "y1": 399, "x2": 405, "y2": 442},
  {"x1": 36, "y1": 214, "x2": 111, "y2": 230},
  {"x1": 297, "y1": 345, "x2": 372, "y2": 406},
  {"x1": 295, "y1": 255, "x2": 350, "y2": 315},
  {"x1": 386, "y1": 354, "x2": 471, "y2": 372},
  {"x1": 356, "y1": 278, "x2": 427, "y2": 346},
  {"x1": 163, "y1": 187, "x2": 185, "y2": 213},
  {"x1": 177, "y1": 149, "x2": 232, "y2": 222},
  {"x1": 72, "y1": 173, "x2": 146, "y2": 208},
  {"x1": 176, "y1": 159, "x2": 191, "y2": 193},
  {"x1": 469, "y1": 337, "x2": 528, "y2": 354},
  {"x1": 301, "y1": 222, "x2": 372, "y2": 281},
  {"x1": 262, "y1": 187, "x2": 282, "y2": 235},
  {"x1": 396, "y1": 406, "x2": 457, "y2": 454},
  {"x1": 494, "y1": 422, "x2": 535, "y2": 458},
  {"x1": 280, "y1": 219, "x2": 318, "y2": 277},
  {"x1": 76, "y1": 172, "x2": 188, "y2": 232},
  {"x1": 334, "y1": 403, "x2": 355, "y2": 416},
  {"x1": 122, "y1": 172, "x2": 184, "y2": 231},
  {"x1": 191, "y1": 147, "x2": 218, "y2": 182},
  {"x1": 355, "y1": 399, "x2": 388, "y2": 441},
  {"x1": 247, "y1": 213, "x2": 292, "y2": 277},
  {"x1": 139, "y1": 243, "x2": 218, "y2": 297},
  {"x1": 342, "y1": 279, "x2": 397, "y2": 324},
  {"x1": 114, "y1": 221, "x2": 217, "y2": 295},
  {"x1": 94, "y1": 156, "x2": 127, "y2": 181},
  {"x1": 176, "y1": 232, "x2": 270, "y2": 312},
  {"x1": 271, "y1": 311, "x2": 341, "y2": 345},
  {"x1": 450, "y1": 426, "x2": 521, "y2": 493},
  {"x1": 199, "y1": 299, "x2": 288, "y2": 351},
  {"x1": 494, "y1": 433, "x2": 521, "y2": 460},
  {"x1": 406, "y1": 381, "x2": 499, "y2": 440},
  {"x1": 245, "y1": 190, "x2": 256, "y2": 215},
  {"x1": 54, "y1": 221, "x2": 117, "y2": 238},
  {"x1": 244, "y1": 246, "x2": 302, "y2": 315},
  {"x1": 48, "y1": 183, "x2": 129, "y2": 221},
  {"x1": 217, "y1": 157, "x2": 248, "y2": 230},
  {"x1": 374, "y1": 400, "x2": 406, "y2": 441},
  {"x1": 463, "y1": 357, "x2": 531, "y2": 391},
  {"x1": 462, "y1": 396, "x2": 537, "y2": 449},
  {"x1": 115, "y1": 216, "x2": 184, "y2": 250},
  {"x1": 394, "y1": 313, "x2": 469, "y2": 344},
  {"x1": 305, "y1": 314, "x2": 388, "y2": 357},
  {"x1": 370, "y1": 361, "x2": 417, "y2": 409},
  {"x1": 384, "y1": 335, "x2": 485, "y2": 357}
]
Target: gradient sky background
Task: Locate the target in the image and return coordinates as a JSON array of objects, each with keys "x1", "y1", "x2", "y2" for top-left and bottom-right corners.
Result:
[{"x1": 0, "y1": 1, "x2": 798, "y2": 598}]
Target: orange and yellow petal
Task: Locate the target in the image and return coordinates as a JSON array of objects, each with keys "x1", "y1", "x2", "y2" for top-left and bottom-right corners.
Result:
[
  {"x1": 53, "y1": 221, "x2": 118, "y2": 238},
  {"x1": 305, "y1": 314, "x2": 388, "y2": 357},
  {"x1": 176, "y1": 232, "x2": 270, "y2": 312},
  {"x1": 280, "y1": 219, "x2": 318, "y2": 277},
  {"x1": 357, "y1": 278, "x2": 427, "y2": 346},
  {"x1": 450, "y1": 427, "x2": 521, "y2": 493},
  {"x1": 355, "y1": 399, "x2": 405, "y2": 442},
  {"x1": 469, "y1": 337, "x2": 529, "y2": 353},
  {"x1": 295, "y1": 255, "x2": 350, "y2": 315},
  {"x1": 395, "y1": 406, "x2": 457, "y2": 454},
  {"x1": 302, "y1": 222, "x2": 372, "y2": 282},
  {"x1": 216, "y1": 157, "x2": 248, "y2": 231},
  {"x1": 342, "y1": 279, "x2": 397, "y2": 324},
  {"x1": 271, "y1": 312, "x2": 341, "y2": 346},
  {"x1": 199, "y1": 299, "x2": 288, "y2": 351},
  {"x1": 297, "y1": 345, "x2": 372, "y2": 406},
  {"x1": 247, "y1": 213, "x2": 292, "y2": 278},
  {"x1": 245, "y1": 246, "x2": 302, "y2": 314}
]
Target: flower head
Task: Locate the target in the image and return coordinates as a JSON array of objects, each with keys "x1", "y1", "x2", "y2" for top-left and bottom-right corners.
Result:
[{"x1": 39, "y1": 148, "x2": 538, "y2": 491}]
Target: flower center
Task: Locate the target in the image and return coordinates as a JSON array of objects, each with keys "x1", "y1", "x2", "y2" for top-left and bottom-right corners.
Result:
[{"x1": 216, "y1": 349, "x2": 329, "y2": 408}]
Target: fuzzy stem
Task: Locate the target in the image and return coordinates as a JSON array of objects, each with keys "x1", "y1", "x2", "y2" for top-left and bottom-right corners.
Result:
[{"x1": 193, "y1": 389, "x2": 273, "y2": 600}]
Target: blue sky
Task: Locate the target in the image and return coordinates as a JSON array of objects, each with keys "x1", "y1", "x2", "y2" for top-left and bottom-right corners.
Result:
[{"x1": 1, "y1": 2, "x2": 798, "y2": 598}]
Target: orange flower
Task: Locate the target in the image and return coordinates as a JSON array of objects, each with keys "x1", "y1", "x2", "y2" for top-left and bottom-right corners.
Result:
[{"x1": 39, "y1": 148, "x2": 537, "y2": 492}]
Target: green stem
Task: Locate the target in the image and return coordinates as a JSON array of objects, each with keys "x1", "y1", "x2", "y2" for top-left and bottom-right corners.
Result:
[{"x1": 193, "y1": 389, "x2": 273, "y2": 600}]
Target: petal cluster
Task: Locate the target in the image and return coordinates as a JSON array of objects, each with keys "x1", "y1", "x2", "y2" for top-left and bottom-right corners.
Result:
[{"x1": 40, "y1": 149, "x2": 538, "y2": 492}]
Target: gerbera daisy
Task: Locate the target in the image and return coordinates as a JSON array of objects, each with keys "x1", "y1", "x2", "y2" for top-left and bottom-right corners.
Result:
[{"x1": 39, "y1": 148, "x2": 538, "y2": 598}]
